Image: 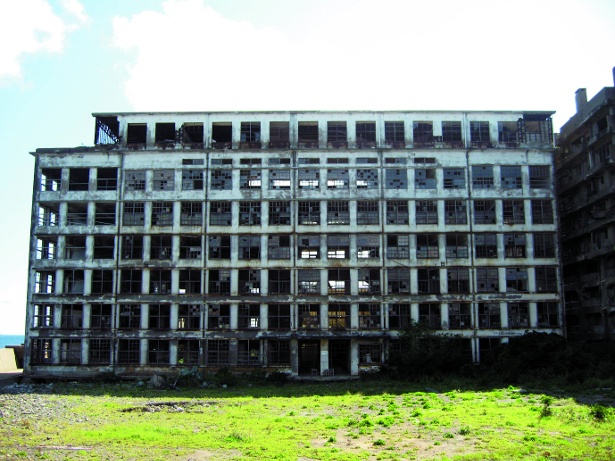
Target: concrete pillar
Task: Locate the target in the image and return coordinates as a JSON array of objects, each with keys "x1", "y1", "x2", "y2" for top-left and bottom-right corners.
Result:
[
  {"x1": 440, "y1": 303, "x2": 449, "y2": 330},
  {"x1": 170, "y1": 303, "x2": 179, "y2": 330},
  {"x1": 229, "y1": 339, "x2": 238, "y2": 366},
  {"x1": 348, "y1": 120, "x2": 356, "y2": 148},
  {"x1": 320, "y1": 304, "x2": 328, "y2": 330},
  {"x1": 260, "y1": 304, "x2": 269, "y2": 330},
  {"x1": 500, "y1": 302, "x2": 508, "y2": 329},
  {"x1": 230, "y1": 304, "x2": 238, "y2": 330},
  {"x1": 83, "y1": 270, "x2": 92, "y2": 296},
  {"x1": 82, "y1": 338, "x2": 90, "y2": 365},
  {"x1": 261, "y1": 120, "x2": 269, "y2": 147},
  {"x1": 320, "y1": 339, "x2": 329, "y2": 373},
  {"x1": 404, "y1": 119, "x2": 413, "y2": 147},
  {"x1": 141, "y1": 304, "x2": 149, "y2": 329},
  {"x1": 529, "y1": 302, "x2": 538, "y2": 327},
  {"x1": 350, "y1": 303, "x2": 359, "y2": 329},
  {"x1": 87, "y1": 202, "x2": 95, "y2": 227},
  {"x1": 82, "y1": 303, "x2": 91, "y2": 329},
  {"x1": 290, "y1": 339, "x2": 299, "y2": 374},
  {"x1": 411, "y1": 303, "x2": 419, "y2": 323},
  {"x1": 350, "y1": 340, "x2": 359, "y2": 375},
  {"x1": 142, "y1": 270, "x2": 150, "y2": 295},
  {"x1": 140, "y1": 339, "x2": 147, "y2": 366},
  {"x1": 52, "y1": 338, "x2": 60, "y2": 365}
]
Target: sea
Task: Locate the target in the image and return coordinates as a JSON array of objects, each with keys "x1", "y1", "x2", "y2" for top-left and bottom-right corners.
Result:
[{"x1": 0, "y1": 335, "x2": 25, "y2": 349}]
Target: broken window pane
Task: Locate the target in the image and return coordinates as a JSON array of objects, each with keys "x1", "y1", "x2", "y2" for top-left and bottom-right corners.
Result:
[
  {"x1": 124, "y1": 170, "x2": 145, "y2": 191},
  {"x1": 444, "y1": 200, "x2": 467, "y2": 224},
  {"x1": 298, "y1": 270, "x2": 320, "y2": 294},
  {"x1": 358, "y1": 269, "x2": 380, "y2": 294},
  {"x1": 208, "y1": 269, "x2": 231, "y2": 295},
  {"x1": 207, "y1": 304, "x2": 230, "y2": 329},
  {"x1": 240, "y1": 122, "x2": 261, "y2": 148},
  {"x1": 180, "y1": 123, "x2": 204, "y2": 147},
  {"x1": 385, "y1": 168, "x2": 408, "y2": 189},
  {"x1": 442, "y1": 121, "x2": 462, "y2": 145},
  {"x1": 123, "y1": 202, "x2": 145, "y2": 226},
  {"x1": 268, "y1": 270, "x2": 291, "y2": 294},
  {"x1": 240, "y1": 169, "x2": 262, "y2": 189},
  {"x1": 472, "y1": 165, "x2": 494, "y2": 189},
  {"x1": 238, "y1": 271, "x2": 260, "y2": 295},
  {"x1": 269, "y1": 121, "x2": 290, "y2": 148},
  {"x1": 415, "y1": 168, "x2": 436, "y2": 189},
  {"x1": 357, "y1": 201, "x2": 379, "y2": 225},
  {"x1": 470, "y1": 121, "x2": 490, "y2": 145},
  {"x1": 419, "y1": 303, "x2": 441, "y2": 329},
  {"x1": 508, "y1": 302, "x2": 529, "y2": 328},
  {"x1": 327, "y1": 121, "x2": 347, "y2": 148},
  {"x1": 386, "y1": 234, "x2": 410, "y2": 259},
  {"x1": 358, "y1": 303, "x2": 381, "y2": 329},
  {"x1": 328, "y1": 269, "x2": 350, "y2": 294},
  {"x1": 119, "y1": 271, "x2": 142, "y2": 294},
  {"x1": 416, "y1": 234, "x2": 439, "y2": 259},
  {"x1": 298, "y1": 201, "x2": 320, "y2": 225},
  {"x1": 503, "y1": 200, "x2": 525, "y2": 224},
  {"x1": 386, "y1": 200, "x2": 408, "y2": 225},
  {"x1": 211, "y1": 169, "x2": 232, "y2": 190},
  {"x1": 356, "y1": 122, "x2": 376, "y2": 148},
  {"x1": 269, "y1": 201, "x2": 291, "y2": 225},
  {"x1": 449, "y1": 303, "x2": 471, "y2": 329},
  {"x1": 208, "y1": 236, "x2": 231, "y2": 259},
  {"x1": 477, "y1": 268, "x2": 499, "y2": 292},
  {"x1": 446, "y1": 234, "x2": 469, "y2": 258},
  {"x1": 413, "y1": 122, "x2": 433, "y2": 146},
  {"x1": 327, "y1": 234, "x2": 350, "y2": 259},
  {"x1": 121, "y1": 235, "x2": 143, "y2": 260},
  {"x1": 151, "y1": 201, "x2": 173, "y2": 226},
  {"x1": 443, "y1": 168, "x2": 465, "y2": 189},
  {"x1": 209, "y1": 201, "x2": 232, "y2": 226},
  {"x1": 179, "y1": 269, "x2": 201, "y2": 294},
  {"x1": 529, "y1": 165, "x2": 551, "y2": 189},
  {"x1": 384, "y1": 121, "x2": 404, "y2": 147},
  {"x1": 473, "y1": 200, "x2": 496, "y2": 224},
  {"x1": 447, "y1": 268, "x2": 469, "y2": 293},
  {"x1": 298, "y1": 122, "x2": 319, "y2": 148},
  {"x1": 475, "y1": 234, "x2": 497, "y2": 258},
  {"x1": 238, "y1": 235, "x2": 261, "y2": 260},
  {"x1": 327, "y1": 201, "x2": 349, "y2": 225},
  {"x1": 415, "y1": 200, "x2": 438, "y2": 224},
  {"x1": 478, "y1": 303, "x2": 500, "y2": 328},
  {"x1": 150, "y1": 235, "x2": 172, "y2": 259},
  {"x1": 180, "y1": 201, "x2": 203, "y2": 226},
  {"x1": 149, "y1": 270, "x2": 172, "y2": 294},
  {"x1": 356, "y1": 168, "x2": 378, "y2": 189},
  {"x1": 239, "y1": 201, "x2": 261, "y2": 226},
  {"x1": 417, "y1": 269, "x2": 440, "y2": 294},
  {"x1": 298, "y1": 235, "x2": 320, "y2": 259},
  {"x1": 153, "y1": 169, "x2": 175, "y2": 191},
  {"x1": 269, "y1": 169, "x2": 291, "y2": 189},
  {"x1": 387, "y1": 268, "x2": 410, "y2": 293},
  {"x1": 357, "y1": 234, "x2": 379, "y2": 259},
  {"x1": 180, "y1": 235, "x2": 202, "y2": 259},
  {"x1": 182, "y1": 170, "x2": 203, "y2": 190},
  {"x1": 268, "y1": 235, "x2": 290, "y2": 259}
]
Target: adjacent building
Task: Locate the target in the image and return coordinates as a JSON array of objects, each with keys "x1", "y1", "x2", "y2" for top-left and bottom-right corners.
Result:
[
  {"x1": 557, "y1": 70, "x2": 615, "y2": 340},
  {"x1": 25, "y1": 110, "x2": 563, "y2": 379}
]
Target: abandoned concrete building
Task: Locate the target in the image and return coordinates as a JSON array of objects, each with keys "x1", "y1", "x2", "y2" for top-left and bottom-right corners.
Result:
[
  {"x1": 557, "y1": 70, "x2": 615, "y2": 340},
  {"x1": 24, "y1": 110, "x2": 563, "y2": 379}
]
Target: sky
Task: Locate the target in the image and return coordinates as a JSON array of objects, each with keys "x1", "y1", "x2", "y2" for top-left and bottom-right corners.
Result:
[{"x1": 0, "y1": 0, "x2": 614, "y2": 334}]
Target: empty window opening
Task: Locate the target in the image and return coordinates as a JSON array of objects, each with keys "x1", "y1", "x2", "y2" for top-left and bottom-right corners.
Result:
[
  {"x1": 529, "y1": 165, "x2": 551, "y2": 189},
  {"x1": 237, "y1": 339, "x2": 261, "y2": 366},
  {"x1": 153, "y1": 169, "x2": 175, "y2": 191},
  {"x1": 180, "y1": 201, "x2": 203, "y2": 226},
  {"x1": 419, "y1": 303, "x2": 441, "y2": 329},
  {"x1": 358, "y1": 269, "x2": 380, "y2": 294},
  {"x1": 89, "y1": 339, "x2": 111, "y2": 365},
  {"x1": 328, "y1": 269, "x2": 350, "y2": 294},
  {"x1": 126, "y1": 124, "x2": 147, "y2": 146},
  {"x1": 385, "y1": 168, "x2": 408, "y2": 189},
  {"x1": 387, "y1": 268, "x2": 410, "y2": 293},
  {"x1": 386, "y1": 234, "x2": 410, "y2": 259},
  {"x1": 470, "y1": 121, "x2": 490, "y2": 146},
  {"x1": 472, "y1": 165, "x2": 494, "y2": 189},
  {"x1": 386, "y1": 200, "x2": 409, "y2": 225},
  {"x1": 442, "y1": 121, "x2": 462, "y2": 145},
  {"x1": 446, "y1": 234, "x2": 468, "y2": 258},
  {"x1": 209, "y1": 269, "x2": 231, "y2": 295},
  {"x1": 208, "y1": 304, "x2": 230, "y2": 329},
  {"x1": 503, "y1": 200, "x2": 525, "y2": 224},
  {"x1": 180, "y1": 123, "x2": 204, "y2": 147},
  {"x1": 179, "y1": 269, "x2": 201, "y2": 294},
  {"x1": 36, "y1": 237, "x2": 57, "y2": 260},
  {"x1": 239, "y1": 270, "x2": 261, "y2": 295},
  {"x1": 95, "y1": 116, "x2": 119, "y2": 145},
  {"x1": 479, "y1": 303, "x2": 500, "y2": 328},
  {"x1": 30, "y1": 338, "x2": 53, "y2": 365},
  {"x1": 64, "y1": 236, "x2": 86, "y2": 260},
  {"x1": 298, "y1": 169, "x2": 319, "y2": 189},
  {"x1": 327, "y1": 121, "x2": 347, "y2": 148},
  {"x1": 123, "y1": 202, "x2": 145, "y2": 226},
  {"x1": 535, "y1": 266, "x2": 558, "y2": 292},
  {"x1": 523, "y1": 114, "x2": 553, "y2": 146},
  {"x1": 501, "y1": 165, "x2": 522, "y2": 189},
  {"x1": 498, "y1": 121, "x2": 519, "y2": 146},
  {"x1": 150, "y1": 270, "x2": 172, "y2": 294},
  {"x1": 505, "y1": 233, "x2": 526, "y2": 258},
  {"x1": 299, "y1": 304, "x2": 320, "y2": 329},
  {"x1": 240, "y1": 169, "x2": 262, "y2": 188},
  {"x1": 508, "y1": 302, "x2": 529, "y2": 328},
  {"x1": 148, "y1": 339, "x2": 170, "y2": 365},
  {"x1": 38, "y1": 203, "x2": 60, "y2": 227},
  {"x1": 447, "y1": 268, "x2": 470, "y2": 293},
  {"x1": 155, "y1": 123, "x2": 176, "y2": 147},
  {"x1": 415, "y1": 200, "x2": 438, "y2": 224},
  {"x1": 120, "y1": 270, "x2": 142, "y2": 294},
  {"x1": 418, "y1": 268, "x2": 440, "y2": 294},
  {"x1": 69, "y1": 168, "x2": 89, "y2": 191},
  {"x1": 94, "y1": 202, "x2": 116, "y2": 226},
  {"x1": 475, "y1": 233, "x2": 497, "y2": 258},
  {"x1": 211, "y1": 123, "x2": 232, "y2": 149},
  {"x1": 327, "y1": 201, "x2": 350, "y2": 225},
  {"x1": 449, "y1": 303, "x2": 471, "y2": 329},
  {"x1": 90, "y1": 304, "x2": 112, "y2": 330},
  {"x1": 413, "y1": 122, "x2": 433, "y2": 146},
  {"x1": 61, "y1": 304, "x2": 83, "y2": 329},
  {"x1": 118, "y1": 339, "x2": 140, "y2": 364},
  {"x1": 474, "y1": 200, "x2": 496, "y2": 224},
  {"x1": 178, "y1": 305, "x2": 200, "y2": 330},
  {"x1": 417, "y1": 234, "x2": 439, "y2": 259},
  {"x1": 268, "y1": 269, "x2": 291, "y2": 294},
  {"x1": 93, "y1": 236, "x2": 114, "y2": 259},
  {"x1": 299, "y1": 235, "x2": 320, "y2": 259},
  {"x1": 477, "y1": 268, "x2": 499, "y2": 292},
  {"x1": 209, "y1": 201, "x2": 232, "y2": 226},
  {"x1": 41, "y1": 168, "x2": 62, "y2": 191},
  {"x1": 152, "y1": 201, "x2": 173, "y2": 226},
  {"x1": 240, "y1": 122, "x2": 261, "y2": 148},
  {"x1": 238, "y1": 303, "x2": 260, "y2": 329},
  {"x1": 298, "y1": 201, "x2": 320, "y2": 225},
  {"x1": 269, "y1": 169, "x2": 291, "y2": 189},
  {"x1": 150, "y1": 235, "x2": 172, "y2": 259},
  {"x1": 444, "y1": 200, "x2": 467, "y2": 224},
  {"x1": 177, "y1": 339, "x2": 200, "y2": 366},
  {"x1": 269, "y1": 121, "x2": 290, "y2": 148},
  {"x1": 269, "y1": 201, "x2": 291, "y2": 226},
  {"x1": 268, "y1": 304, "x2": 291, "y2": 330},
  {"x1": 389, "y1": 303, "x2": 411, "y2": 329},
  {"x1": 268, "y1": 235, "x2": 290, "y2": 259},
  {"x1": 298, "y1": 122, "x2": 319, "y2": 148},
  {"x1": 180, "y1": 235, "x2": 202, "y2": 259},
  {"x1": 207, "y1": 339, "x2": 230, "y2": 365},
  {"x1": 385, "y1": 121, "x2": 404, "y2": 147},
  {"x1": 357, "y1": 201, "x2": 379, "y2": 225},
  {"x1": 537, "y1": 301, "x2": 558, "y2": 326},
  {"x1": 124, "y1": 170, "x2": 145, "y2": 191},
  {"x1": 59, "y1": 339, "x2": 81, "y2": 365},
  {"x1": 298, "y1": 269, "x2": 320, "y2": 294},
  {"x1": 357, "y1": 234, "x2": 379, "y2": 259},
  {"x1": 63, "y1": 269, "x2": 85, "y2": 294},
  {"x1": 121, "y1": 235, "x2": 143, "y2": 260},
  {"x1": 182, "y1": 170, "x2": 203, "y2": 190},
  {"x1": 534, "y1": 233, "x2": 555, "y2": 258},
  {"x1": 239, "y1": 201, "x2": 261, "y2": 226},
  {"x1": 328, "y1": 304, "x2": 350, "y2": 329},
  {"x1": 239, "y1": 235, "x2": 261, "y2": 260},
  {"x1": 208, "y1": 235, "x2": 231, "y2": 259},
  {"x1": 328, "y1": 234, "x2": 350, "y2": 259},
  {"x1": 506, "y1": 268, "x2": 528, "y2": 292},
  {"x1": 359, "y1": 303, "x2": 381, "y2": 329},
  {"x1": 267, "y1": 339, "x2": 290, "y2": 366},
  {"x1": 356, "y1": 122, "x2": 376, "y2": 148}
]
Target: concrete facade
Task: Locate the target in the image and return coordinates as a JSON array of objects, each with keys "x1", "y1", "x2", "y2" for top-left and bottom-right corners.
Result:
[
  {"x1": 557, "y1": 70, "x2": 615, "y2": 340},
  {"x1": 25, "y1": 110, "x2": 563, "y2": 379}
]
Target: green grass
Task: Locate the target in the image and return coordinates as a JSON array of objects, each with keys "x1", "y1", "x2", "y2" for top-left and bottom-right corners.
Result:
[{"x1": 1, "y1": 380, "x2": 614, "y2": 460}]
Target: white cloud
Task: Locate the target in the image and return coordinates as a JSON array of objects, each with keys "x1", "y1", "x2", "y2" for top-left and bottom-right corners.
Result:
[{"x1": 0, "y1": 0, "x2": 87, "y2": 80}]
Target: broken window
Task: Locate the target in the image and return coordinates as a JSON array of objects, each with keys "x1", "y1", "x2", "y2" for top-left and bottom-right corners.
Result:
[
  {"x1": 36, "y1": 237, "x2": 57, "y2": 260},
  {"x1": 240, "y1": 169, "x2": 262, "y2": 189},
  {"x1": 179, "y1": 235, "x2": 201, "y2": 260},
  {"x1": 209, "y1": 201, "x2": 232, "y2": 226},
  {"x1": 327, "y1": 201, "x2": 350, "y2": 225},
  {"x1": 503, "y1": 200, "x2": 525, "y2": 224},
  {"x1": 121, "y1": 235, "x2": 143, "y2": 260},
  {"x1": 501, "y1": 166, "x2": 522, "y2": 189},
  {"x1": 150, "y1": 270, "x2": 172, "y2": 294},
  {"x1": 238, "y1": 304, "x2": 260, "y2": 329},
  {"x1": 92, "y1": 236, "x2": 114, "y2": 259},
  {"x1": 419, "y1": 303, "x2": 441, "y2": 329},
  {"x1": 38, "y1": 203, "x2": 60, "y2": 227},
  {"x1": 123, "y1": 202, "x2": 145, "y2": 226},
  {"x1": 298, "y1": 235, "x2": 320, "y2": 259},
  {"x1": 385, "y1": 121, "x2": 404, "y2": 147},
  {"x1": 180, "y1": 202, "x2": 203, "y2": 226},
  {"x1": 537, "y1": 301, "x2": 559, "y2": 327},
  {"x1": 90, "y1": 304, "x2": 112, "y2": 330},
  {"x1": 118, "y1": 304, "x2": 141, "y2": 329},
  {"x1": 470, "y1": 121, "x2": 490, "y2": 145},
  {"x1": 268, "y1": 270, "x2": 291, "y2": 294},
  {"x1": 61, "y1": 304, "x2": 83, "y2": 329},
  {"x1": 535, "y1": 267, "x2": 558, "y2": 292},
  {"x1": 269, "y1": 121, "x2": 290, "y2": 148},
  {"x1": 473, "y1": 200, "x2": 496, "y2": 224},
  {"x1": 208, "y1": 235, "x2": 231, "y2": 259},
  {"x1": 94, "y1": 203, "x2": 116, "y2": 226},
  {"x1": 386, "y1": 200, "x2": 409, "y2": 225},
  {"x1": 443, "y1": 168, "x2": 465, "y2": 189},
  {"x1": 64, "y1": 269, "x2": 85, "y2": 294},
  {"x1": 326, "y1": 168, "x2": 349, "y2": 189},
  {"x1": 148, "y1": 339, "x2": 170, "y2": 365},
  {"x1": 504, "y1": 233, "x2": 526, "y2": 258},
  {"x1": 531, "y1": 199, "x2": 554, "y2": 225},
  {"x1": 64, "y1": 236, "x2": 86, "y2": 260},
  {"x1": 69, "y1": 168, "x2": 89, "y2": 191},
  {"x1": 181, "y1": 170, "x2": 203, "y2": 190},
  {"x1": 442, "y1": 121, "x2": 462, "y2": 145},
  {"x1": 177, "y1": 339, "x2": 200, "y2": 366},
  {"x1": 475, "y1": 234, "x2": 497, "y2": 258},
  {"x1": 418, "y1": 269, "x2": 440, "y2": 294},
  {"x1": 118, "y1": 339, "x2": 140, "y2": 364},
  {"x1": 267, "y1": 340, "x2": 290, "y2": 366},
  {"x1": 449, "y1": 303, "x2": 471, "y2": 329},
  {"x1": 91, "y1": 270, "x2": 114, "y2": 294},
  {"x1": 327, "y1": 121, "x2": 347, "y2": 148},
  {"x1": 207, "y1": 304, "x2": 230, "y2": 329},
  {"x1": 237, "y1": 339, "x2": 261, "y2": 366},
  {"x1": 126, "y1": 124, "x2": 147, "y2": 147},
  {"x1": 96, "y1": 168, "x2": 117, "y2": 191},
  {"x1": 124, "y1": 170, "x2": 145, "y2": 191},
  {"x1": 529, "y1": 165, "x2": 551, "y2": 189},
  {"x1": 444, "y1": 200, "x2": 467, "y2": 225},
  {"x1": 240, "y1": 122, "x2": 261, "y2": 148},
  {"x1": 210, "y1": 169, "x2": 233, "y2": 190},
  {"x1": 358, "y1": 269, "x2": 380, "y2": 294},
  {"x1": 387, "y1": 268, "x2": 410, "y2": 293},
  {"x1": 179, "y1": 269, "x2": 201, "y2": 294},
  {"x1": 328, "y1": 269, "x2": 350, "y2": 294},
  {"x1": 506, "y1": 268, "x2": 528, "y2": 292},
  {"x1": 59, "y1": 339, "x2": 81, "y2": 365},
  {"x1": 358, "y1": 304, "x2": 381, "y2": 329},
  {"x1": 298, "y1": 122, "x2": 319, "y2": 148},
  {"x1": 446, "y1": 234, "x2": 468, "y2": 258},
  {"x1": 386, "y1": 234, "x2": 410, "y2": 259},
  {"x1": 153, "y1": 169, "x2": 174, "y2": 191},
  {"x1": 89, "y1": 339, "x2": 111, "y2": 365},
  {"x1": 268, "y1": 235, "x2": 290, "y2": 259},
  {"x1": 356, "y1": 201, "x2": 379, "y2": 225},
  {"x1": 269, "y1": 169, "x2": 291, "y2": 189},
  {"x1": 238, "y1": 270, "x2": 260, "y2": 295},
  {"x1": 206, "y1": 339, "x2": 230, "y2": 365},
  {"x1": 523, "y1": 114, "x2": 553, "y2": 146},
  {"x1": 388, "y1": 303, "x2": 411, "y2": 328},
  {"x1": 238, "y1": 235, "x2": 261, "y2": 260},
  {"x1": 180, "y1": 123, "x2": 204, "y2": 147},
  {"x1": 151, "y1": 201, "x2": 173, "y2": 226},
  {"x1": 149, "y1": 304, "x2": 171, "y2": 330},
  {"x1": 298, "y1": 169, "x2": 319, "y2": 189},
  {"x1": 268, "y1": 304, "x2": 291, "y2": 330},
  {"x1": 239, "y1": 201, "x2": 261, "y2": 226},
  {"x1": 415, "y1": 168, "x2": 436, "y2": 189},
  {"x1": 417, "y1": 234, "x2": 439, "y2": 259},
  {"x1": 508, "y1": 302, "x2": 529, "y2": 328},
  {"x1": 298, "y1": 269, "x2": 320, "y2": 294},
  {"x1": 268, "y1": 201, "x2": 291, "y2": 226},
  {"x1": 478, "y1": 303, "x2": 500, "y2": 328},
  {"x1": 298, "y1": 201, "x2": 320, "y2": 225},
  {"x1": 356, "y1": 122, "x2": 376, "y2": 148},
  {"x1": 150, "y1": 235, "x2": 172, "y2": 259},
  {"x1": 498, "y1": 121, "x2": 519, "y2": 146},
  {"x1": 32, "y1": 304, "x2": 54, "y2": 328},
  {"x1": 212, "y1": 158, "x2": 233, "y2": 166},
  {"x1": 120, "y1": 270, "x2": 142, "y2": 294},
  {"x1": 211, "y1": 123, "x2": 232, "y2": 149},
  {"x1": 447, "y1": 268, "x2": 469, "y2": 293},
  {"x1": 413, "y1": 122, "x2": 433, "y2": 146},
  {"x1": 178, "y1": 305, "x2": 200, "y2": 330},
  {"x1": 472, "y1": 165, "x2": 494, "y2": 189},
  {"x1": 30, "y1": 338, "x2": 53, "y2": 365},
  {"x1": 208, "y1": 269, "x2": 231, "y2": 295},
  {"x1": 356, "y1": 168, "x2": 378, "y2": 189},
  {"x1": 95, "y1": 116, "x2": 120, "y2": 145},
  {"x1": 416, "y1": 200, "x2": 438, "y2": 224},
  {"x1": 534, "y1": 233, "x2": 555, "y2": 258},
  {"x1": 299, "y1": 304, "x2": 320, "y2": 329},
  {"x1": 475, "y1": 266, "x2": 499, "y2": 292},
  {"x1": 357, "y1": 234, "x2": 379, "y2": 259},
  {"x1": 385, "y1": 168, "x2": 408, "y2": 189},
  {"x1": 328, "y1": 304, "x2": 350, "y2": 330},
  {"x1": 66, "y1": 202, "x2": 88, "y2": 225}
]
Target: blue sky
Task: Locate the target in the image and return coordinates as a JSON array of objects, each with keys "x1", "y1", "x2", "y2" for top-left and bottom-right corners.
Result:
[{"x1": 0, "y1": 0, "x2": 614, "y2": 334}]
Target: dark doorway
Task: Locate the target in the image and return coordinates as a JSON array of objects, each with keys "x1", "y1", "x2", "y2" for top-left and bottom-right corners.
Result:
[
  {"x1": 299, "y1": 340, "x2": 320, "y2": 374},
  {"x1": 329, "y1": 339, "x2": 350, "y2": 374}
]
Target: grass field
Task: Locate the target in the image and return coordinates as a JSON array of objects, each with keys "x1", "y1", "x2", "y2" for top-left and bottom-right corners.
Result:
[{"x1": 1, "y1": 379, "x2": 614, "y2": 460}]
